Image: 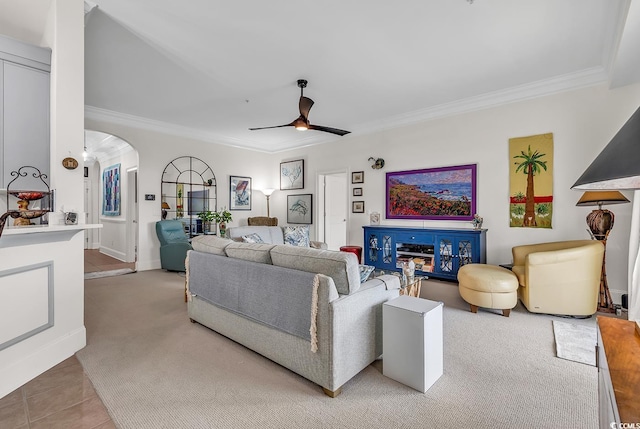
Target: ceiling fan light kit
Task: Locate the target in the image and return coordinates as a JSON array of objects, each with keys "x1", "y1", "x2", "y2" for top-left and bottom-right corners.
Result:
[{"x1": 249, "y1": 79, "x2": 350, "y2": 136}]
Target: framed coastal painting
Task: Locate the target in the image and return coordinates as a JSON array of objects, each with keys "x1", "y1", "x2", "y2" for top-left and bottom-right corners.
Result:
[
  {"x1": 230, "y1": 175, "x2": 251, "y2": 210},
  {"x1": 386, "y1": 164, "x2": 477, "y2": 221},
  {"x1": 280, "y1": 159, "x2": 304, "y2": 190},
  {"x1": 287, "y1": 193, "x2": 312, "y2": 224},
  {"x1": 102, "y1": 163, "x2": 121, "y2": 216}
]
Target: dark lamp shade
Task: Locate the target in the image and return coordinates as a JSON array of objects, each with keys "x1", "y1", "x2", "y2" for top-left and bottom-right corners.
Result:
[
  {"x1": 576, "y1": 191, "x2": 630, "y2": 207},
  {"x1": 572, "y1": 105, "x2": 640, "y2": 190},
  {"x1": 161, "y1": 202, "x2": 171, "y2": 210}
]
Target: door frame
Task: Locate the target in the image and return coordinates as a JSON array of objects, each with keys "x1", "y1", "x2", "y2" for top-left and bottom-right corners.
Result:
[
  {"x1": 126, "y1": 167, "x2": 138, "y2": 265},
  {"x1": 317, "y1": 169, "x2": 349, "y2": 248}
]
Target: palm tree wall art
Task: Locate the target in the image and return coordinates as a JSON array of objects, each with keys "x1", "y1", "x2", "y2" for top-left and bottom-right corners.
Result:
[{"x1": 509, "y1": 133, "x2": 553, "y2": 228}]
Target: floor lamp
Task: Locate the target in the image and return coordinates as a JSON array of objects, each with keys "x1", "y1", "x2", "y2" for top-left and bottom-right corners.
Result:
[
  {"x1": 262, "y1": 189, "x2": 275, "y2": 217},
  {"x1": 576, "y1": 191, "x2": 629, "y2": 312},
  {"x1": 572, "y1": 105, "x2": 640, "y2": 320}
]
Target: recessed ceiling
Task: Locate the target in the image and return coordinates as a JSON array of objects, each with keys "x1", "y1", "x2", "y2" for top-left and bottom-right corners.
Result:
[{"x1": 2, "y1": 1, "x2": 638, "y2": 153}]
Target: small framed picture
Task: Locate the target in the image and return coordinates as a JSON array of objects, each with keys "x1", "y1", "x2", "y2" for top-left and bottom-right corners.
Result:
[
  {"x1": 352, "y1": 201, "x2": 365, "y2": 213},
  {"x1": 281, "y1": 159, "x2": 304, "y2": 190},
  {"x1": 230, "y1": 175, "x2": 251, "y2": 210},
  {"x1": 352, "y1": 171, "x2": 364, "y2": 184},
  {"x1": 287, "y1": 194, "x2": 313, "y2": 224},
  {"x1": 353, "y1": 187, "x2": 363, "y2": 196},
  {"x1": 370, "y1": 212, "x2": 380, "y2": 225}
]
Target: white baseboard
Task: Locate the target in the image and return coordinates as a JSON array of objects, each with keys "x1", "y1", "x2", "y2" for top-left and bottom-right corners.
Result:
[
  {"x1": 610, "y1": 288, "x2": 626, "y2": 306},
  {"x1": 100, "y1": 246, "x2": 126, "y2": 262},
  {"x1": 0, "y1": 326, "x2": 86, "y2": 399},
  {"x1": 137, "y1": 259, "x2": 161, "y2": 272}
]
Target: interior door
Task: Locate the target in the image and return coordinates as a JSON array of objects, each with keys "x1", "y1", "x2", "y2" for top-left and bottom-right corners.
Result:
[{"x1": 323, "y1": 173, "x2": 347, "y2": 251}]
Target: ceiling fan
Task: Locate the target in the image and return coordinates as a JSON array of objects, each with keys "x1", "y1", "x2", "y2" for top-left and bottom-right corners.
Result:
[{"x1": 249, "y1": 79, "x2": 351, "y2": 136}]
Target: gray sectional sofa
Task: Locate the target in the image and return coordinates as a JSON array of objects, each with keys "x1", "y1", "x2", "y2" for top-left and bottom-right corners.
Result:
[{"x1": 186, "y1": 235, "x2": 400, "y2": 397}]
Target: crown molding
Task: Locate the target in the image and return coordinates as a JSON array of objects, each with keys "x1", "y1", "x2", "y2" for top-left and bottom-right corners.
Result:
[
  {"x1": 84, "y1": 106, "x2": 275, "y2": 154},
  {"x1": 86, "y1": 67, "x2": 608, "y2": 154},
  {"x1": 354, "y1": 66, "x2": 609, "y2": 135}
]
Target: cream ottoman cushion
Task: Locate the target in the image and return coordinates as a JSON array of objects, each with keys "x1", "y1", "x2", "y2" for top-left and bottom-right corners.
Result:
[{"x1": 457, "y1": 264, "x2": 518, "y2": 317}]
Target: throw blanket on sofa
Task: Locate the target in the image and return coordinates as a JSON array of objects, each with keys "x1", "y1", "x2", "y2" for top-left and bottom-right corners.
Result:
[{"x1": 188, "y1": 251, "x2": 319, "y2": 346}]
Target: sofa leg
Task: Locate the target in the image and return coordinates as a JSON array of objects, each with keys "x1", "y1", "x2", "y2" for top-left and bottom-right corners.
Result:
[
  {"x1": 502, "y1": 309, "x2": 511, "y2": 317},
  {"x1": 322, "y1": 387, "x2": 342, "y2": 398},
  {"x1": 470, "y1": 304, "x2": 478, "y2": 313},
  {"x1": 189, "y1": 318, "x2": 196, "y2": 323}
]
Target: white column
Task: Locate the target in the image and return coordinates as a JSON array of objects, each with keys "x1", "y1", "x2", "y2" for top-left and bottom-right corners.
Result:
[{"x1": 628, "y1": 190, "x2": 640, "y2": 321}]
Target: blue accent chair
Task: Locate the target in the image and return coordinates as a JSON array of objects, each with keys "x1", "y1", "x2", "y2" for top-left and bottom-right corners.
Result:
[{"x1": 156, "y1": 220, "x2": 192, "y2": 272}]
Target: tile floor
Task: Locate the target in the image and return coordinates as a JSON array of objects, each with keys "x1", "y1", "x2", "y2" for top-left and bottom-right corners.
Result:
[
  {"x1": 0, "y1": 251, "x2": 128, "y2": 428},
  {"x1": 0, "y1": 356, "x2": 115, "y2": 429}
]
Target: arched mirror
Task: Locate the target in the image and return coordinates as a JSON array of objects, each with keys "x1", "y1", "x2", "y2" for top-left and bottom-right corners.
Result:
[{"x1": 161, "y1": 156, "x2": 217, "y2": 237}]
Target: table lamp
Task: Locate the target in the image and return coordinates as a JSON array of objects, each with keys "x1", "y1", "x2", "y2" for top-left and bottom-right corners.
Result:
[
  {"x1": 262, "y1": 189, "x2": 275, "y2": 217},
  {"x1": 572, "y1": 105, "x2": 640, "y2": 319},
  {"x1": 161, "y1": 202, "x2": 170, "y2": 220},
  {"x1": 576, "y1": 191, "x2": 630, "y2": 240}
]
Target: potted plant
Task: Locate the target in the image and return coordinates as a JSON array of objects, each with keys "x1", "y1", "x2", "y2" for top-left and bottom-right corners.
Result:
[
  {"x1": 197, "y1": 210, "x2": 216, "y2": 234},
  {"x1": 212, "y1": 207, "x2": 232, "y2": 237}
]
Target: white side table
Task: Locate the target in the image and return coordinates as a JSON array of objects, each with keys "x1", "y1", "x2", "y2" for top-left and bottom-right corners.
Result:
[{"x1": 383, "y1": 295, "x2": 443, "y2": 392}]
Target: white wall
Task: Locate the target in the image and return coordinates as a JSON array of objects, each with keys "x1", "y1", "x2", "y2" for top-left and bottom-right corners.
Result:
[
  {"x1": 86, "y1": 76, "x2": 640, "y2": 304},
  {"x1": 97, "y1": 148, "x2": 138, "y2": 261},
  {"x1": 273, "y1": 83, "x2": 640, "y2": 303},
  {"x1": 83, "y1": 119, "x2": 278, "y2": 271},
  {"x1": 0, "y1": 0, "x2": 85, "y2": 398}
]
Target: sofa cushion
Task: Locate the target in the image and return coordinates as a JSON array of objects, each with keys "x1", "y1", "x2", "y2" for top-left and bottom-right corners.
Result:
[
  {"x1": 191, "y1": 235, "x2": 233, "y2": 256},
  {"x1": 242, "y1": 233, "x2": 265, "y2": 244},
  {"x1": 283, "y1": 225, "x2": 310, "y2": 247},
  {"x1": 270, "y1": 245, "x2": 360, "y2": 295},
  {"x1": 227, "y1": 226, "x2": 284, "y2": 244},
  {"x1": 225, "y1": 242, "x2": 276, "y2": 264}
]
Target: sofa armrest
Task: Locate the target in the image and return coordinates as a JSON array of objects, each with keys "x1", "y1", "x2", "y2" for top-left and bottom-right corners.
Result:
[
  {"x1": 526, "y1": 246, "x2": 596, "y2": 266},
  {"x1": 326, "y1": 277, "x2": 400, "y2": 387},
  {"x1": 512, "y1": 244, "x2": 536, "y2": 266},
  {"x1": 310, "y1": 240, "x2": 328, "y2": 250}
]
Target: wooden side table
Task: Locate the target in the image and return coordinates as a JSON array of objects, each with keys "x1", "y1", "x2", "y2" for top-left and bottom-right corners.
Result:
[{"x1": 597, "y1": 316, "x2": 640, "y2": 427}]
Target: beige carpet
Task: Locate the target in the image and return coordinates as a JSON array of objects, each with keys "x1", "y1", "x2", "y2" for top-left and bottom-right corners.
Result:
[{"x1": 78, "y1": 271, "x2": 597, "y2": 429}]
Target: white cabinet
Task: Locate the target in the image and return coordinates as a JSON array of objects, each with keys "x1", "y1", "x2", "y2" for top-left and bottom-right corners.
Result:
[
  {"x1": 383, "y1": 296, "x2": 443, "y2": 392},
  {"x1": 0, "y1": 35, "x2": 51, "y2": 189}
]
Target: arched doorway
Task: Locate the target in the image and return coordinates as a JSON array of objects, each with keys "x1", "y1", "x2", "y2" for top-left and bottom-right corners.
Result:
[{"x1": 83, "y1": 130, "x2": 139, "y2": 276}]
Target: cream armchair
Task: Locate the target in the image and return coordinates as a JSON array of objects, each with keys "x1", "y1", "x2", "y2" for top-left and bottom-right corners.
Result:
[{"x1": 511, "y1": 240, "x2": 604, "y2": 316}]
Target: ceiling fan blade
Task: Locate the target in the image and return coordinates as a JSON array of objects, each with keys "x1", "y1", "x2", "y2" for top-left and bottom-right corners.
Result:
[
  {"x1": 299, "y1": 96, "x2": 314, "y2": 119},
  {"x1": 248, "y1": 123, "x2": 293, "y2": 131},
  {"x1": 308, "y1": 124, "x2": 351, "y2": 136}
]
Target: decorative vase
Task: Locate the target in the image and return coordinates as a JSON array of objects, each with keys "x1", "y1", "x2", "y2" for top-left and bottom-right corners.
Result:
[
  {"x1": 14, "y1": 200, "x2": 32, "y2": 226},
  {"x1": 219, "y1": 222, "x2": 226, "y2": 237}
]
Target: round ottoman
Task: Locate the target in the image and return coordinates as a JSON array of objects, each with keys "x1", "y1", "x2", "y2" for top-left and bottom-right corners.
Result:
[{"x1": 457, "y1": 264, "x2": 518, "y2": 317}]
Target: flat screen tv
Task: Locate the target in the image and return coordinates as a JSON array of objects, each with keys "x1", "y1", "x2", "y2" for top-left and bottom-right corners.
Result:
[{"x1": 187, "y1": 189, "x2": 209, "y2": 215}]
